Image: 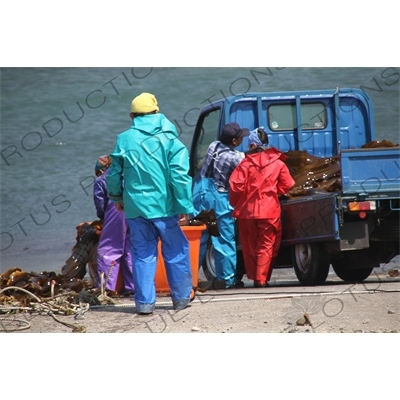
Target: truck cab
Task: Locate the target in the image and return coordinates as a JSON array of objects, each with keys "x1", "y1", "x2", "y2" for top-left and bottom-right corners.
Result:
[
  {"x1": 189, "y1": 88, "x2": 400, "y2": 285},
  {"x1": 190, "y1": 88, "x2": 375, "y2": 176}
]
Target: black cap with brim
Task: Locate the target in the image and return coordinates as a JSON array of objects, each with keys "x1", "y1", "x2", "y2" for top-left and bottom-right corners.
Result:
[{"x1": 220, "y1": 122, "x2": 250, "y2": 141}]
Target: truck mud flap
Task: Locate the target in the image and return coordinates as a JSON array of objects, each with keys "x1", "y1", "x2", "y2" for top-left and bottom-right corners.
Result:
[{"x1": 328, "y1": 220, "x2": 372, "y2": 251}]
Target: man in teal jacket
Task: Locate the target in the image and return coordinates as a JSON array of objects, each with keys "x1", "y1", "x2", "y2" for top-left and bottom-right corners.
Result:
[{"x1": 106, "y1": 92, "x2": 194, "y2": 314}]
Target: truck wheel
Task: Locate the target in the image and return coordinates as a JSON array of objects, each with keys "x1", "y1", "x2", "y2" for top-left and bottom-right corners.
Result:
[
  {"x1": 292, "y1": 243, "x2": 330, "y2": 286},
  {"x1": 202, "y1": 242, "x2": 217, "y2": 280},
  {"x1": 201, "y1": 241, "x2": 245, "y2": 281},
  {"x1": 331, "y1": 251, "x2": 377, "y2": 282},
  {"x1": 332, "y1": 265, "x2": 374, "y2": 282}
]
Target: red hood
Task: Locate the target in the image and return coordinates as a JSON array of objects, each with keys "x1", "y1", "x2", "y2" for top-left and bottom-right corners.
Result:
[{"x1": 246, "y1": 147, "x2": 288, "y2": 168}]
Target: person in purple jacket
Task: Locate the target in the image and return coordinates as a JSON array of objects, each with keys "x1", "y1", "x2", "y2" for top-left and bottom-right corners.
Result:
[{"x1": 93, "y1": 155, "x2": 135, "y2": 295}]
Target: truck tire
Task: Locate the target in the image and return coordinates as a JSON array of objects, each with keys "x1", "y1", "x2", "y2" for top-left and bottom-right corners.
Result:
[
  {"x1": 202, "y1": 241, "x2": 245, "y2": 281},
  {"x1": 332, "y1": 265, "x2": 374, "y2": 282},
  {"x1": 331, "y1": 251, "x2": 377, "y2": 282},
  {"x1": 292, "y1": 243, "x2": 330, "y2": 286},
  {"x1": 202, "y1": 242, "x2": 217, "y2": 280}
]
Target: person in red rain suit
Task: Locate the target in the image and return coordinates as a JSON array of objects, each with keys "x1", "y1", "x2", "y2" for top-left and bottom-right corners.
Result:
[{"x1": 229, "y1": 127, "x2": 295, "y2": 287}]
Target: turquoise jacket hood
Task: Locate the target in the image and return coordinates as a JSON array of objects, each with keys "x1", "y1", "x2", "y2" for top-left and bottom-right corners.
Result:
[{"x1": 106, "y1": 113, "x2": 193, "y2": 219}]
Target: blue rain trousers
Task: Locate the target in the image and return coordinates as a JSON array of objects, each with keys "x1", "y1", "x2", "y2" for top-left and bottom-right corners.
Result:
[
  {"x1": 193, "y1": 177, "x2": 237, "y2": 286},
  {"x1": 128, "y1": 215, "x2": 192, "y2": 313}
]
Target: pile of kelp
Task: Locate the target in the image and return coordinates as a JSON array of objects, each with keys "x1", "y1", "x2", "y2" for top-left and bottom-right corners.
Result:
[
  {"x1": 0, "y1": 220, "x2": 108, "y2": 312},
  {"x1": 284, "y1": 139, "x2": 399, "y2": 197}
]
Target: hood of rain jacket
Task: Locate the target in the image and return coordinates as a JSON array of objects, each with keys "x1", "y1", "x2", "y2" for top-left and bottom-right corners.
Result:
[{"x1": 106, "y1": 113, "x2": 193, "y2": 219}]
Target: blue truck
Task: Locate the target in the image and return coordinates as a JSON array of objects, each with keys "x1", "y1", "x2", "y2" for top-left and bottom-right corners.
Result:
[{"x1": 189, "y1": 88, "x2": 400, "y2": 285}]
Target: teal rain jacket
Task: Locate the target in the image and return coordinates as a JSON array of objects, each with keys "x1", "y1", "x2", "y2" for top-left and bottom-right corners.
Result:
[{"x1": 106, "y1": 113, "x2": 194, "y2": 219}]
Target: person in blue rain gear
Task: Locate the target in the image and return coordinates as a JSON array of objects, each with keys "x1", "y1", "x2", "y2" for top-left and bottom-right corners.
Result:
[
  {"x1": 192, "y1": 122, "x2": 250, "y2": 289},
  {"x1": 106, "y1": 92, "x2": 194, "y2": 314}
]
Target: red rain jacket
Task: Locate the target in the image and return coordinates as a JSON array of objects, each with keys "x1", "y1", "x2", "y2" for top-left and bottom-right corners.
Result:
[{"x1": 229, "y1": 147, "x2": 295, "y2": 219}]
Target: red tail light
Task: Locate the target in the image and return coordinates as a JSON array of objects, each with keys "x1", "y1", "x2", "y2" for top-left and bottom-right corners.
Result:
[{"x1": 348, "y1": 201, "x2": 376, "y2": 212}]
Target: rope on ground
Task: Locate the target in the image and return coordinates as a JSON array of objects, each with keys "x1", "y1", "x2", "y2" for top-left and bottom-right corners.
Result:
[
  {"x1": 0, "y1": 317, "x2": 31, "y2": 331},
  {"x1": 0, "y1": 286, "x2": 89, "y2": 333}
]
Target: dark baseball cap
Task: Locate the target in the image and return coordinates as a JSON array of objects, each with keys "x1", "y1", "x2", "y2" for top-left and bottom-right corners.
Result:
[{"x1": 220, "y1": 122, "x2": 250, "y2": 141}]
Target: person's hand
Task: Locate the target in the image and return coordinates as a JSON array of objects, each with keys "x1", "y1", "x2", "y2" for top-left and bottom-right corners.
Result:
[
  {"x1": 178, "y1": 214, "x2": 189, "y2": 226},
  {"x1": 115, "y1": 202, "x2": 125, "y2": 212}
]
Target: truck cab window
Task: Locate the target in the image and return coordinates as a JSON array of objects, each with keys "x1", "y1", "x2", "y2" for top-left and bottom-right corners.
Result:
[
  {"x1": 192, "y1": 108, "x2": 221, "y2": 175},
  {"x1": 268, "y1": 103, "x2": 327, "y2": 131},
  {"x1": 302, "y1": 103, "x2": 326, "y2": 129}
]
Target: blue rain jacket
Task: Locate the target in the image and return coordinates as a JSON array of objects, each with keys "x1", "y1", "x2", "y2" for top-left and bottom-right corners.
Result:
[{"x1": 106, "y1": 113, "x2": 193, "y2": 219}]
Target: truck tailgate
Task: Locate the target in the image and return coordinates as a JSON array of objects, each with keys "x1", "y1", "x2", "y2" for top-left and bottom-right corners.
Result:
[{"x1": 341, "y1": 147, "x2": 400, "y2": 197}]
